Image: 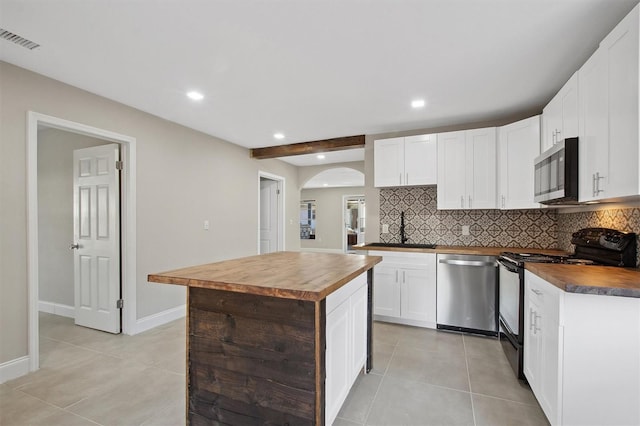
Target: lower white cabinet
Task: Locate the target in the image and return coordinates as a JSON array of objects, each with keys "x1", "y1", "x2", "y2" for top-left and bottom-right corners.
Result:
[
  {"x1": 325, "y1": 272, "x2": 368, "y2": 425},
  {"x1": 524, "y1": 271, "x2": 640, "y2": 426},
  {"x1": 370, "y1": 251, "x2": 436, "y2": 328}
]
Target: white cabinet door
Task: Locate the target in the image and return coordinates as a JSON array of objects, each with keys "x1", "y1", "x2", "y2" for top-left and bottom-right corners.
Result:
[
  {"x1": 579, "y1": 6, "x2": 639, "y2": 202},
  {"x1": 325, "y1": 299, "x2": 350, "y2": 424},
  {"x1": 498, "y1": 116, "x2": 541, "y2": 209},
  {"x1": 404, "y1": 134, "x2": 437, "y2": 186},
  {"x1": 466, "y1": 127, "x2": 497, "y2": 209},
  {"x1": 437, "y1": 131, "x2": 467, "y2": 209},
  {"x1": 542, "y1": 72, "x2": 578, "y2": 152},
  {"x1": 400, "y1": 261, "x2": 436, "y2": 324},
  {"x1": 542, "y1": 99, "x2": 561, "y2": 152},
  {"x1": 578, "y1": 48, "x2": 608, "y2": 202},
  {"x1": 374, "y1": 138, "x2": 404, "y2": 187},
  {"x1": 373, "y1": 265, "x2": 401, "y2": 317},
  {"x1": 350, "y1": 284, "x2": 368, "y2": 381},
  {"x1": 602, "y1": 6, "x2": 639, "y2": 200}
]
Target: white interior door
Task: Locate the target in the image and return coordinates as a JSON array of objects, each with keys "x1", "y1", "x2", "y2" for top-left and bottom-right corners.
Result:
[
  {"x1": 259, "y1": 178, "x2": 279, "y2": 254},
  {"x1": 72, "y1": 143, "x2": 121, "y2": 333}
]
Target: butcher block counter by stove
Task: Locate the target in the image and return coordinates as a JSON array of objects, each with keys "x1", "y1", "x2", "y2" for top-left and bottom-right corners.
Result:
[{"x1": 148, "y1": 251, "x2": 382, "y2": 425}]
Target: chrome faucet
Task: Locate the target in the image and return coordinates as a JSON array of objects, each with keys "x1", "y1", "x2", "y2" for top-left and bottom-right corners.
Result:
[{"x1": 400, "y1": 211, "x2": 408, "y2": 244}]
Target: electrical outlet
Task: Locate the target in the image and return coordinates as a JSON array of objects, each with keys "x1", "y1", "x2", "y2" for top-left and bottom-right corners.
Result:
[
  {"x1": 462, "y1": 225, "x2": 470, "y2": 236},
  {"x1": 382, "y1": 224, "x2": 389, "y2": 234},
  {"x1": 204, "y1": 220, "x2": 210, "y2": 230}
]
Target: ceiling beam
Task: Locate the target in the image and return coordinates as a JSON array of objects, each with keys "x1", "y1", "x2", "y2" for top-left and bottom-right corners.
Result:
[{"x1": 250, "y1": 135, "x2": 365, "y2": 160}]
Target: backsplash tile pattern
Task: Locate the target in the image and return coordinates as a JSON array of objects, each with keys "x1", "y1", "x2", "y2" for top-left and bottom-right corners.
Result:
[
  {"x1": 379, "y1": 187, "x2": 558, "y2": 248},
  {"x1": 557, "y1": 207, "x2": 640, "y2": 267}
]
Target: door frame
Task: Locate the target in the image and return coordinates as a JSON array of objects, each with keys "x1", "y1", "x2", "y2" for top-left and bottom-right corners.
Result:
[
  {"x1": 26, "y1": 111, "x2": 137, "y2": 372},
  {"x1": 257, "y1": 171, "x2": 285, "y2": 253},
  {"x1": 342, "y1": 194, "x2": 365, "y2": 253}
]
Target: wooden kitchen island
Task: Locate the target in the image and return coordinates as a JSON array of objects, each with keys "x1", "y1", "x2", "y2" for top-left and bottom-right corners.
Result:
[{"x1": 148, "y1": 251, "x2": 382, "y2": 425}]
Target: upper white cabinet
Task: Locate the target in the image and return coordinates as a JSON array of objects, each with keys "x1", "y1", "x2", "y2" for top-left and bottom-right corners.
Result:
[
  {"x1": 579, "y1": 4, "x2": 640, "y2": 202},
  {"x1": 542, "y1": 72, "x2": 579, "y2": 152},
  {"x1": 374, "y1": 134, "x2": 437, "y2": 187},
  {"x1": 497, "y1": 116, "x2": 541, "y2": 209},
  {"x1": 437, "y1": 127, "x2": 497, "y2": 210}
]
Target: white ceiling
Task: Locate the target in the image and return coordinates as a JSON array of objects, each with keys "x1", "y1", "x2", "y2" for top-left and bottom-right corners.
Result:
[
  {"x1": 1, "y1": 0, "x2": 638, "y2": 158},
  {"x1": 279, "y1": 148, "x2": 365, "y2": 166}
]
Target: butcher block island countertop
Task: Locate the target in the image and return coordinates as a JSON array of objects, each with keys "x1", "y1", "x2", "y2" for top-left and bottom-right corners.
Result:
[
  {"x1": 148, "y1": 251, "x2": 382, "y2": 426},
  {"x1": 148, "y1": 251, "x2": 381, "y2": 300}
]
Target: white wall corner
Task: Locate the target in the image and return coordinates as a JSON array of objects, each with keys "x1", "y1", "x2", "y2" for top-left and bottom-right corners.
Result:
[
  {"x1": 0, "y1": 356, "x2": 30, "y2": 384},
  {"x1": 135, "y1": 304, "x2": 186, "y2": 335},
  {"x1": 38, "y1": 301, "x2": 75, "y2": 318}
]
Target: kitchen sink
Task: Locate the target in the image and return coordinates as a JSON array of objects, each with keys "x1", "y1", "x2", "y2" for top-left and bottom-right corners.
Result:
[{"x1": 366, "y1": 242, "x2": 436, "y2": 249}]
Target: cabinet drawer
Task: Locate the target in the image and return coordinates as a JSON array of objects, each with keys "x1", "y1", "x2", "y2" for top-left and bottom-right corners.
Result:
[{"x1": 525, "y1": 271, "x2": 561, "y2": 324}]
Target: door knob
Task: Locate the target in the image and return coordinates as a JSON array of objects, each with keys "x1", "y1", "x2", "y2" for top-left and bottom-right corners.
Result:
[{"x1": 69, "y1": 243, "x2": 80, "y2": 250}]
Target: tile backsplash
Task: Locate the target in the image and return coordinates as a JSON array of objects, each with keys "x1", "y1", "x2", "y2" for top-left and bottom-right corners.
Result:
[
  {"x1": 557, "y1": 207, "x2": 640, "y2": 267},
  {"x1": 379, "y1": 187, "x2": 558, "y2": 248}
]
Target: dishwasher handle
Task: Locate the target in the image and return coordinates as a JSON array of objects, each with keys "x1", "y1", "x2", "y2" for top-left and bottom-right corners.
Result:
[{"x1": 438, "y1": 259, "x2": 497, "y2": 267}]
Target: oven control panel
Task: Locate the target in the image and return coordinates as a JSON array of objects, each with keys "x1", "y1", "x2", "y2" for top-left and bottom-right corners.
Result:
[{"x1": 571, "y1": 228, "x2": 636, "y2": 252}]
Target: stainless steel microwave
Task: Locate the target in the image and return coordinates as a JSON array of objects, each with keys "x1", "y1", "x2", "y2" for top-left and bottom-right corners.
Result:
[{"x1": 534, "y1": 137, "x2": 578, "y2": 204}]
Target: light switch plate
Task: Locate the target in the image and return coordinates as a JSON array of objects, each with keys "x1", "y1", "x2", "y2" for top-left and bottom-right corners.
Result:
[
  {"x1": 462, "y1": 225, "x2": 470, "y2": 236},
  {"x1": 204, "y1": 220, "x2": 210, "y2": 230}
]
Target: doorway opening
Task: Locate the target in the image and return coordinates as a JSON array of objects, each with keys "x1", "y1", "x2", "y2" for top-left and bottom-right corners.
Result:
[
  {"x1": 27, "y1": 112, "x2": 137, "y2": 372},
  {"x1": 344, "y1": 195, "x2": 366, "y2": 253},
  {"x1": 258, "y1": 171, "x2": 285, "y2": 254}
]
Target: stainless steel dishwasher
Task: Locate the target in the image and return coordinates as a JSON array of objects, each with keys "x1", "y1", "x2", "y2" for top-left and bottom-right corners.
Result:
[{"x1": 436, "y1": 254, "x2": 498, "y2": 336}]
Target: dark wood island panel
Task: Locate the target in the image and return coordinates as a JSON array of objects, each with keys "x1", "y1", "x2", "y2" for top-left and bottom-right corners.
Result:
[
  {"x1": 148, "y1": 251, "x2": 382, "y2": 425},
  {"x1": 189, "y1": 288, "x2": 321, "y2": 424}
]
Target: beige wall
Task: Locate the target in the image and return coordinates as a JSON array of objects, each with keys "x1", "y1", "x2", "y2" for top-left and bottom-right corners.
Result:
[
  {"x1": 38, "y1": 129, "x2": 108, "y2": 307},
  {"x1": 0, "y1": 61, "x2": 300, "y2": 364},
  {"x1": 300, "y1": 186, "x2": 364, "y2": 251}
]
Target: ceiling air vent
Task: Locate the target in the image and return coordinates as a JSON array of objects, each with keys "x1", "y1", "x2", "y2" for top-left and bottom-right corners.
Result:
[{"x1": 0, "y1": 28, "x2": 40, "y2": 50}]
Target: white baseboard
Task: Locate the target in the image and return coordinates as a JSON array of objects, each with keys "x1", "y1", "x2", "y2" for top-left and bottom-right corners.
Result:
[
  {"x1": 135, "y1": 304, "x2": 186, "y2": 334},
  {"x1": 0, "y1": 356, "x2": 30, "y2": 384},
  {"x1": 299, "y1": 247, "x2": 344, "y2": 254},
  {"x1": 38, "y1": 301, "x2": 75, "y2": 318}
]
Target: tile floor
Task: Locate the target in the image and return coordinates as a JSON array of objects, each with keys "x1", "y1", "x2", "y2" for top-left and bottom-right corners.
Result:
[{"x1": 1, "y1": 313, "x2": 549, "y2": 426}]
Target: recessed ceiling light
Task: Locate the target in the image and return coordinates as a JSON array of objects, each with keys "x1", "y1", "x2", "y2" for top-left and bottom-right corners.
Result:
[
  {"x1": 317, "y1": 154, "x2": 326, "y2": 160},
  {"x1": 186, "y1": 91, "x2": 204, "y2": 101},
  {"x1": 274, "y1": 133, "x2": 285, "y2": 140},
  {"x1": 411, "y1": 99, "x2": 425, "y2": 108}
]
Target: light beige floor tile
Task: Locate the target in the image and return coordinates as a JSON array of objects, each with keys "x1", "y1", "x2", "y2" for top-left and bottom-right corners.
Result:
[
  {"x1": 333, "y1": 417, "x2": 363, "y2": 426},
  {"x1": 366, "y1": 376, "x2": 474, "y2": 426},
  {"x1": 67, "y1": 367, "x2": 185, "y2": 426},
  {"x1": 468, "y1": 353, "x2": 538, "y2": 405},
  {"x1": 0, "y1": 384, "x2": 96, "y2": 426},
  {"x1": 370, "y1": 342, "x2": 394, "y2": 375},
  {"x1": 397, "y1": 326, "x2": 465, "y2": 354},
  {"x1": 372, "y1": 322, "x2": 403, "y2": 346},
  {"x1": 386, "y1": 343, "x2": 470, "y2": 391},
  {"x1": 472, "y1": 393, "x2": 550, "y2": 426},
  {"x1": 336, "y1": 373, "x2": 383, "y2": 424},
  {"x1": 463, "y1": 333, "x2": 507, "y2": 362},
  {"x1": 139, "y1": 392, "x2": 187, "y2": 426},
  {"x1": 15, "y1": 352, "x2": 149, "y2": 408}
]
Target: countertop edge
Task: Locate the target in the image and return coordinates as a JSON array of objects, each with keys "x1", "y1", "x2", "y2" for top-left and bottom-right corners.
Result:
[
  {"x1": 563, "y1": 284, "x2": 640, "y2": 298},
  {"x1": 148, "y1": 254, "x2": 382, "y2": 302}
]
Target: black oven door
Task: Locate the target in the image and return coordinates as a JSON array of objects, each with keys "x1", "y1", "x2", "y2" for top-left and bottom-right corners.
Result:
[{"x1": 497, "y1": 258, "x2": 522, "y2": 343}]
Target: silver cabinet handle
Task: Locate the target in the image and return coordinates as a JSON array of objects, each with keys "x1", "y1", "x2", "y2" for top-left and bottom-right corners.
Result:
[
  {"x1": 460, "y1": 196, "x2": 464, "y2": 208},
  {"x1": 595, "y1": 172, "x2": 605, "y2": 195},
  {"x1": 592, "y1": 173, "x2": 597, "y2": 197},
  {"x1": 468, "y1": 195, "x2": 472, "y2": 209},
  {"x1": 529, "y1": 308, "x2": 535, "y2": 332},
  {"x1": 530, "y1": 288, "x2": 542, "y2": 296},
  {"x1": 533, "y1": 312, "x2": 541, "y2": 334},
  {"x1": 501, "y1": 195, "x2": 505, "y2": 208},
  {"x1": 395, "y1": 270, "x2": 398, "y2": 283},
  {"x1": 402, "y1": 270, "x2": 406, "y2": 284},
  {"x1": 69, "y1": 243, "x2": 80, "y2": 250},
  {"x1": 438, "y1": 259, "x2": 497, "y2": 267},
  {"x1": 406, "y1": 173, "x2": 408, "y2": 185}
]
